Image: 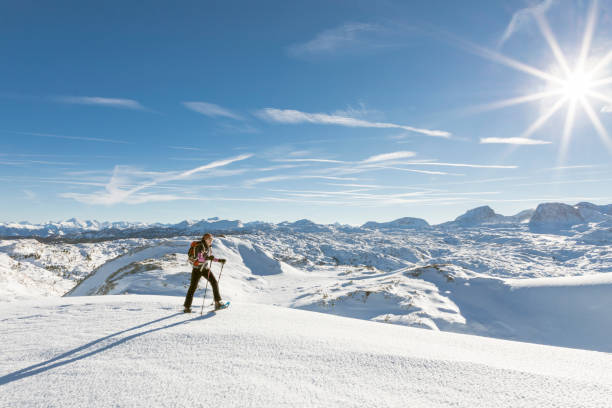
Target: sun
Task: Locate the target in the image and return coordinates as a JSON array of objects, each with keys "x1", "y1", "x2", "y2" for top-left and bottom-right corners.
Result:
[
  {"x1": 561, "y1": 70, "x2": 593, "y2": 101},
  {"x1": 464, "y1": 0, "x2": 612, "y2": 161}
]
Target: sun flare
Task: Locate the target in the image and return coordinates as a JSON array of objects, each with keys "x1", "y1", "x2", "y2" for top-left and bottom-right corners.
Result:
[
  {"x1": 560, "y1": 71, "x2": 593, "y2": 101},
  {"x1": 468, "y1": 0, "x2": 612, "y2": 161}
]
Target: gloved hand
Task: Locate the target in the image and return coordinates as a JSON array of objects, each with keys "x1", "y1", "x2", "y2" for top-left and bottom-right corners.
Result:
[
  {"x1": 219, "y1": 258, "x2": 226, "y2": 264},
  {"x1": 206, "y1": 255, "x2": 214, "y2": 261}
]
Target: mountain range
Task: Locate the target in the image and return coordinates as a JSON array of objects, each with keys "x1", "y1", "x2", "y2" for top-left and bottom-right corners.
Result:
[{"x1": 2, "y1": 201, "x2": 611, "y2": 239}]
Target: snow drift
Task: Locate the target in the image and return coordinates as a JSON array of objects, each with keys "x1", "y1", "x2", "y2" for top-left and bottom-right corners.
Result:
[{"x1": 2, "y1": 296, "x2": 611, "y2": 408}]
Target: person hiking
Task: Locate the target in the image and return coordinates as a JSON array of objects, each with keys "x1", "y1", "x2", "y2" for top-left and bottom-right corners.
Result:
[{"x1": 184, "y1": 233, "x2": 227, "y2": 313}]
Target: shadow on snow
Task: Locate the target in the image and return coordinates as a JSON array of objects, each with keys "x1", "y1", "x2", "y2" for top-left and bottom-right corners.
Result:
[{"x1": 0, "y1": 311, "x2": 215, "y2": 386}]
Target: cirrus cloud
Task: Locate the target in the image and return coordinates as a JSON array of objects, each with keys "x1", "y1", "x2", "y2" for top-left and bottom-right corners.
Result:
[
  {"x1": 363, "y1": 151, "x2": 416, "y2": 163},
  {"x1": 480, "y1": 137, "x2": 551, "y2": 145},
  {"x1": 56, "y1": 96, "x2": 145, "y2": 110},
  {"x1": 257, "y1": 108, "x2": 451, "y2": 138},
  {"x1": 183, "y1": 101, "x2": 243, "y2": 120},
  {"x1": 287, "y1": 23, "x2": 382, "y2": 58},
  {"x1": 498, "y1": 0, "x2": 554, "y2": 48}
]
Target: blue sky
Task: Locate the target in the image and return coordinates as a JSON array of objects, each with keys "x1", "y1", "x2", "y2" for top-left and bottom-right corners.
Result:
[{"x1": 2, "y1": 0, "x2": 612, "y2": 225}]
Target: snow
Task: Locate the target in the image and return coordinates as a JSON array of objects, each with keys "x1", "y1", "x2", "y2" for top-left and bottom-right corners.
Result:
[
  {"x1": 529, "y1": 202, "x2": 586, "y2": 232},
  {"x1": 362, "y1": 216, "x2": 430, "y2": 230},
  {"x1": 17, "y1": 230, "x2": 599, "y2": 352},
  {"x1": 3, "y1": 201, "x2": 612, "y2": 405},
  {"x1": 0, "y1": 253, "x2": 71, "y2": 302},
  {"x1": 448, "y1": 205, "x2": 506, "y2": 226},
  {"x1": 67, "y1": 240, "x2": 189, "y2": 296},
  {"x1": 3, "y1": 200, "x2": 612, "y2": 352},
  {"x1": 2, "y1": 295, "x2": 612, "y2": 408},
  {"x1": 2, "y1": 201, "x2": 611, "y2": 239}
]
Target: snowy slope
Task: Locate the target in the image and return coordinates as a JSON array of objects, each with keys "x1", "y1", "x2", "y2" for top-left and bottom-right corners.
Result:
[
  {"x1": 2, "y1": 295, "x2": 611, "y2": 408},
  {"x1": 529, "y1": 203, "x2": 586, "y2": 232},
  {"x1": 361, "y1": 216, "x2": 431, "y2": 230},
  {"x1": 53, "y1": 234, "x2": 612, "y2": 352},
  {"x1": 0, "y1": 238, "x2": 157, "y2": 302},
  {"x1": 3, "y1": 200, "x2": 612, "y2": 354}
]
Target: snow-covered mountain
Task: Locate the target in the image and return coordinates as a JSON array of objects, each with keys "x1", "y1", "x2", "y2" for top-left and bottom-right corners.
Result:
[
  {"x1": 0, "y1": 217, "x2": 246, "y2": 239},
  {"x1": 362, "y1": 217, "x2": 431, "y2": 230},
  {"x1": 3, "y1": 201, "x2": 612, "y2": 407},
  {"x1": 50, "y1": 233, "x2": 611, "y2": 352},
  {"x1": 3, "y1": 206, "x2": 612, "y2": 352},
  {"x1": 2, "y1": 201, "x2": 610, "y2": 239},
  {"x1": 529, "y1": 203, "x2": 586, "y2": 232},
  {"x1": 3, "y1": 200, "x2": 612, "y2": 354},
  {"x1": 439, "y1": 206, "x2": 536, "y2": 228}
]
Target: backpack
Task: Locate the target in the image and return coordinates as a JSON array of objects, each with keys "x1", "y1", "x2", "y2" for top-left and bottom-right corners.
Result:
[{"x1": 187, "y1": 241, "x2": 200, "y2": 266}]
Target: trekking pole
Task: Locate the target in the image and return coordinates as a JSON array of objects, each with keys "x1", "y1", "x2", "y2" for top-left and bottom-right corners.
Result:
[
  {"x1": 207, "y1": 262, "x2": 226, "y2": 307},
  {"x1": 200, "y1": 258, "x2": 214, "y2": 316},
  {"x1": 218, "y1": 263, "x2": 225, "y2": 285}
]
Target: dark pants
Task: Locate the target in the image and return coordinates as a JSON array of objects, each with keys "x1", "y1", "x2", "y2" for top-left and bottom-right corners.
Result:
[{"x1": 184, "y1": 266, "x2": 221, "y2": 308}]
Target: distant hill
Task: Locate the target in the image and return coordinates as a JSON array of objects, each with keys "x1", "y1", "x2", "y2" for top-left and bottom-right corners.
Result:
[{"x1": 1, "y1": 201, "x2": 610, "y2": 239}]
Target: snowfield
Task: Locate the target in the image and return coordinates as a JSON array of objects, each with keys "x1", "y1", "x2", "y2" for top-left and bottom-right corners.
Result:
[
  {"x1": 2, "y1": 296, "x2": 612, "y2": 408},
  {"x1": 1, "y1": 202, "x2": 612, "y2": 406}
]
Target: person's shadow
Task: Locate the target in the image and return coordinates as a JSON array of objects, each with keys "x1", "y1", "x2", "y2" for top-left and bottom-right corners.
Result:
[{"x1": 0, "y1": 311, "x2": 215, "y2": 386}]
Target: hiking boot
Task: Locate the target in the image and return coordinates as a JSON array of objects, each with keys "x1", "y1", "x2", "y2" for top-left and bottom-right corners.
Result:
[{"x1": 183, "y1": 307, "x2": 192, "y2": 313}]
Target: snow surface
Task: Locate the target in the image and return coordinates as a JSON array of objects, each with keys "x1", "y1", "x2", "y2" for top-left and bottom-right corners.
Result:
[
  {"x1": 529, "y1": 202, "x2": 586, "y2": 232},
  {"x1": 2, "y1": 295, "x2": 612, "y2": 408},
  {"x1": 3, "y1": 201, "x2": 612, "y2": 406},
  {"x1": 3, "y1": 201, "x2": 612, "y2": 353},
  {"x1": 25, "y1": 231, "x2": 604, "y2": 352}
]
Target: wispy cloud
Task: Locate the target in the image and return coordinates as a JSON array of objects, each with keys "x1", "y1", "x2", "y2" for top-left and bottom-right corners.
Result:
[
  {"x1": 541, "y1": 164, "x2": 605, "y2": 171},
  {"x1": 273, "y1": 154, "x2": 516, "y2": 179},
  {"x1": 602, "y1": 105, "x2": 612, "y2": 113},
  {"x1": 362, "y1": 165, "x2": 459, "y2": 176},
  {"x1": 256, "y1": 164, "x2": 306, "y2": 172},
  {"x1": 403, "y1": 162, "x2": 518, "y2": 169},
  {"x1": 287, "y1": 23, "x2": 383, "y2": 58},
  {"x1": 56, "y1": 96, "x2": 146, "y2": 110},
  {"x1": 363, "y1": 151, "x2": 416, "y2": 163},
  {"x1": 480, "y1": 137, "x2": 551, "y2": 145},
  {"x1": 60, "y1": 154, "x2": 252, "y2": 205},
  {"x1": 512, "y1": 177, "x2": 612, "y2": 187},
  {"x1": 279, "y1": 158, "x2": 346, "y2": 164},
  {"x1": 498, "y1": 0, "x2": 554, "y2": 48},
  {"x1": 266, "y1": 187, "x2": 503, "y2": 208},
  {"x1": 23, "y1": 190, "x2": 37, "y2": 200},
  {"x1": 183, "y1": 101, "x2": 243, "y2": 120},
  {"x1": 217, "y1": 122, "x2": 259, "y2": 134},
  {"x1": 3, "y1": 130, "x2": 130, "y2": 144},
  {"x1": 244, "y1": 175, "x2": 358, "y2": 187},
  {"x1": 0, "y1": 159, "x2": 80, "y2": 166},
  {"x1": 168, "y1": 146, "x2": 208, "y2": 152},
  {"x1": 333, "y1": 102, "x2": 383, "y2": 121},
  {"x1": 288, "y1": 150, "x2": 312, "y2": 157},
  {"x1": 257, "y1": 108, "x2": 451, "y2": 138}
]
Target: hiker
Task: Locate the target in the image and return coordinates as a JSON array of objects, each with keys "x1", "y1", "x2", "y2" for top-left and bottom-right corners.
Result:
[{"x1": 184, "y1": 233, "x2": 227, "y2": 313}]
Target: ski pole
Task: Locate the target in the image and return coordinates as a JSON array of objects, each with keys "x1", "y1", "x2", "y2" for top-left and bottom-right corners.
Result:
[
  {"x1": 208, "y1": 262, "x2": 226, "y2": 307},
  {"x1": 217, "y1": 262, "x2": 225, "y2": 285},
  {"x1": 200, "y1": 258, "x2": 214, "y2": 315}
]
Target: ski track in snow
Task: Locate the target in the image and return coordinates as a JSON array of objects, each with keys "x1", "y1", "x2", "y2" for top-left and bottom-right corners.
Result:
[{"x1": 1, "y1": 296, "x2": 611, "y2": 408}]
